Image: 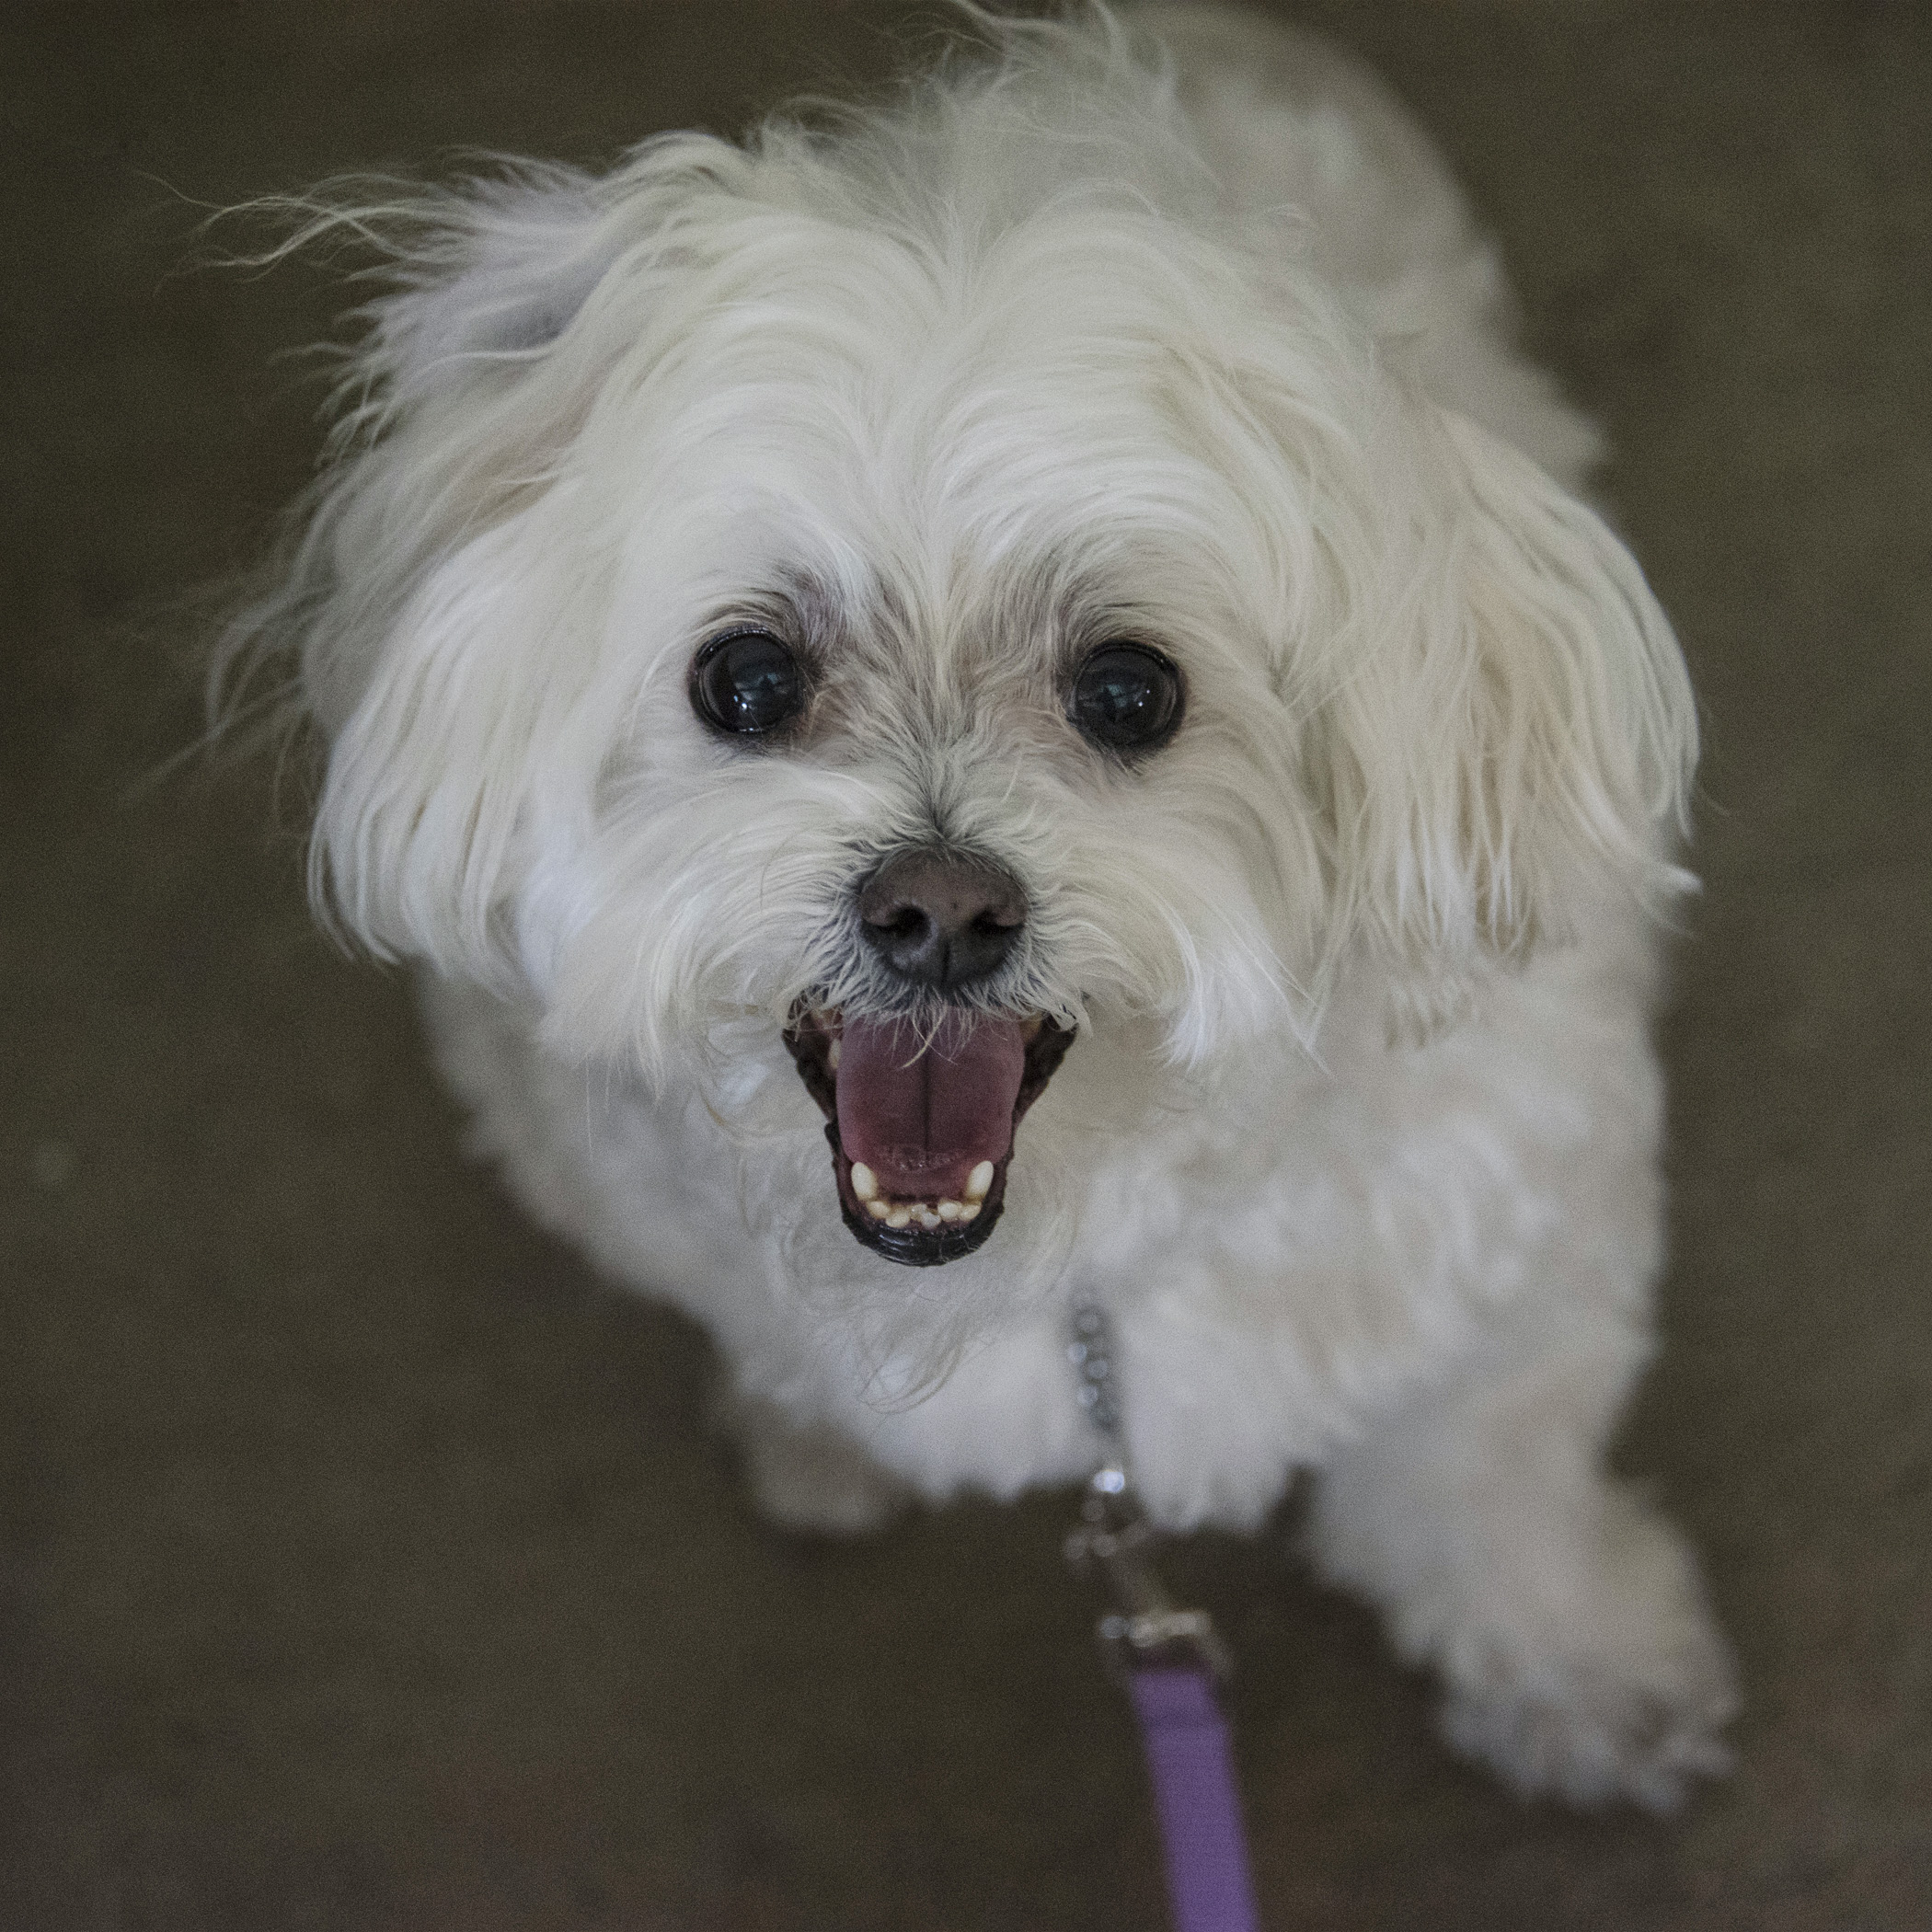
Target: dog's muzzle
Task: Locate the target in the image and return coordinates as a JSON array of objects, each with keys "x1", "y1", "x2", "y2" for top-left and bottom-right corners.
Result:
[{"x1": 784, "y1": 846, "x2": 1072, "y2": 1266}]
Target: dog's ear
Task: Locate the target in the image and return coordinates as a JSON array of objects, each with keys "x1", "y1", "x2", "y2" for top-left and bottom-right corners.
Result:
[
  {"x1": 1301, "y1": 408, "x2": 1697, "y2": 992},
  {"x1": 353, "y1": 166, "x2": 616, "y2": 411},
  {"x1": 224, "y1": 142, "x2": 745, "y2": 985},
  {"x1": 252, "y1": 169, "x2": 625, "y2": 983}
]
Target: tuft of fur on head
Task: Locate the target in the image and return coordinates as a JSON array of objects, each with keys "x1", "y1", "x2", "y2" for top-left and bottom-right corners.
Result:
[{"x1": 219, "y1": 3, "x2": 1696, "y2": 1111}]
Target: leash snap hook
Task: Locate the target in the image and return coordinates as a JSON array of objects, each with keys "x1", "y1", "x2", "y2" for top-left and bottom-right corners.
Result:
[{"x1": 1064, "y1": 1464, "x2": 1234, "y2": 1684}]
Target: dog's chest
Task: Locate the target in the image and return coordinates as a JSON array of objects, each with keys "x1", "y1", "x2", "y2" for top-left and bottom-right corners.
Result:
[{"x1": 430, "y1": 977, "x2": 1600, "y2": 1523}]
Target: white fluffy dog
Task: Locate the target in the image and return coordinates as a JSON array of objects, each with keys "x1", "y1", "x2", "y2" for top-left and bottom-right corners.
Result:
[{"x1": 231, "y1": 2, "x2": 1735, "y2": 1809}]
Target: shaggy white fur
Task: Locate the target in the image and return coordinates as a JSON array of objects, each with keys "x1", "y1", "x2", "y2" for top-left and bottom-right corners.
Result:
[{"x1": 229, "y1": 2, "x2": 1735, "y2": 1808}]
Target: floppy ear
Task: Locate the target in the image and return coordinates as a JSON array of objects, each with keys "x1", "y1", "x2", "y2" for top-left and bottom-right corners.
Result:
[
  {"x1": 351, "y1": 165, "x2": 616, "y2": 414},
  {"x1": 305, "y1": 497, "x2": 605, "y2": 983},
  {"x1": 221, "y1": 141, "x2": 746, "y2": 983},
  {"x1": 218, "y1": 160, "x2": 626, "y2": 724},
  {"x1": 1305, "y1": 408, "x2": 1697, "y2": 988},
  {"x1": 248, "y1": 171, "x2": 622, "y2": 983}
]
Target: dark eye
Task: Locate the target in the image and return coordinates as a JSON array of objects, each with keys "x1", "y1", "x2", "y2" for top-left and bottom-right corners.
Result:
[
  {"x1": 690, "y1": 628, "x2": 807, "y2": 736},
  {"x1": 1069, "y1": 642, "x2": 1183, "y2": 753}
]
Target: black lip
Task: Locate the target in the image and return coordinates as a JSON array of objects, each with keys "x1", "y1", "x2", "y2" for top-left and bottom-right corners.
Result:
[
  {"x1": 834, "y1": 1137, "x2": 1006, "y2": 1266},
  {"x1": 783, "y1": 1011, "x2": 1075, "y2": 1269}
]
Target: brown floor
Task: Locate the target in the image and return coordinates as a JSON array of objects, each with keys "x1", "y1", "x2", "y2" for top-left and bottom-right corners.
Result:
[{"x1": 5, "y1": 2, "x2": 1930, "y2": 1926}]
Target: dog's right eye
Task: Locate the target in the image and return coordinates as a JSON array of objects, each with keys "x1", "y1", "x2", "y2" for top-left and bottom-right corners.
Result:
[
  {"x1": 690, "y1": 628, "x2": 807, "y2": 737},
  {"x1": 1069, "y1": 641, "x2": 1184, "y2": 753}
]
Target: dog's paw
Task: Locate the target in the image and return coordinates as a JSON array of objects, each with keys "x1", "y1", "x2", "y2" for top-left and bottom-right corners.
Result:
[
  {"x1": 1435, "y1": 1497, "x2": 1737, "y2": 1811},
  {"x1": 1440, "y1": 1637, "x2": 1734, "y2": 1812},
  {"x1": 719, "y1": 1390, "x2": 911, "y2": 1538}
]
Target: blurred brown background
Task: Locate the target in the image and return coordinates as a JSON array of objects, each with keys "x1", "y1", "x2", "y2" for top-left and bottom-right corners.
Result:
[{"x1": 4, "y1": 2, "x2": 1929, "y2": 1926}]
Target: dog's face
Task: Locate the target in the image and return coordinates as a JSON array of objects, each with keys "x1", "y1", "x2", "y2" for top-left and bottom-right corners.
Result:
[
  {"x1": 252, "y1": 98, "x2": 1696, "y2": 1274},
  {"x1": 455, "y1": 242, "x2": 1333, "y2": 1267}
]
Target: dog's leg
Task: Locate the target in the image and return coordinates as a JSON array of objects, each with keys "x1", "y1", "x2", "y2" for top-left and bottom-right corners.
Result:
[
  {"x1": 713, "y1": 1385, "x2": 911, "y2": 1538},
  {"x1": 1306, "y1": 1301, "x2": 1735, "y2": 1810}
]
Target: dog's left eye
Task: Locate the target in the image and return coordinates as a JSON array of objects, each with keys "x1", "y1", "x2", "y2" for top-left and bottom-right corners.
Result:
[
  {"x1": 1069, "y1": 642, "x2": 1184, "y2": 753},
  {"x1": 690, "y1": 628, "x2": 807, "y2": 736}
]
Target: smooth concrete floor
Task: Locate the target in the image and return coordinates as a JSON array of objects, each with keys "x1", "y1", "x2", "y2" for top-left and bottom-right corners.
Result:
[{"x1": 5, "y1": 2, "x2": 1929, "y2": 1926}]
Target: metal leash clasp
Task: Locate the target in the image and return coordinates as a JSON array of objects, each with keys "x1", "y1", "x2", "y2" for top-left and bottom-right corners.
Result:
[{"x1": 1063, "y1": 1306, "x2": 1232, "y2": 1683}]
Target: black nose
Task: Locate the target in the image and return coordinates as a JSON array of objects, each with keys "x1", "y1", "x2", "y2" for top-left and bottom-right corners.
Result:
[{"x1": 857, "y1": 847, "x2": 1027, "y2": 992}]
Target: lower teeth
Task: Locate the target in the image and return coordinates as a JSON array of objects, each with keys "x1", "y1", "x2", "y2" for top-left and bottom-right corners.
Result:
[{"x1": 862, "y1": 1194, "x2": 982, "y2": 1228}]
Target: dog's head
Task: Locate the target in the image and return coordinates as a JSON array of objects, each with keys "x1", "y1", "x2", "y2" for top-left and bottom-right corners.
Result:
[{"x1": 234, "y1": 21, "x2": 1696, "y2": 1271}]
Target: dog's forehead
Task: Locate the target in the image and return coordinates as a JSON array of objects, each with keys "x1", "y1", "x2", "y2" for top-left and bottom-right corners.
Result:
[
  {"x1": 656, "y1": 371, "x2": 1243, "y2": 690},
  {"x1": 588, "y1": 206, "x2": 1305, "y2": 718},
  {"x1": 630, "y1": 223, "x2": 1261, "y2": 575}
]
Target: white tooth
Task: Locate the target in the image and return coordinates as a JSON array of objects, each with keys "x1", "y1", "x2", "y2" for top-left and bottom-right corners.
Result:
[
  {"x1": 886, "y1": 1206, "x2": 912, "y2": 1229},
  {"x1": 827, "y1": 1038, "x2": 841, "y2": 1070},
  {"x1": 959, "y1": 1203, "x2": 981, "y2": 1222},
  {"x1": 849, "y1": 1162, "x2": 878, "y2": 1202},
  {"x1": 866, "y1": 1199, "x2": 891, "y2": 1222},
  {"x1": 937, "y1": 1200, "x2": 962, "y2": 1222},
  {"x1": 965, "y1": 1160, "x2": 995, "y2": 1203},
  {"x1": 918, "y1": 1208, "x2": 941, "y2": 1229}
]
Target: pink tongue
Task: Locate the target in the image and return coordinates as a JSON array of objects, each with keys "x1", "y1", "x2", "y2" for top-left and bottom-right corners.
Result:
[{"x1": 835, "y1": 1014, "x2": 1026, "y2": 1201}]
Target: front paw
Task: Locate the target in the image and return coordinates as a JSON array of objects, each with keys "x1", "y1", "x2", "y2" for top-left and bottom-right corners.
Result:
[
  {"x1": 1441, "y1": 1639, "x2": 1734, "y2": 1812},
  {"x1": 716, "y1": 1386, "x2": 911, "y2": 1538},
  {"x1": 1436, "y1": 1498, "x2": 1737, "y2": 1811}
]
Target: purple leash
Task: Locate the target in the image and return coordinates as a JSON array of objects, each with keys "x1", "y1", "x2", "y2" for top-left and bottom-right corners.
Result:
[
  {"x1": 1065, "y1": 1309, "x2": 1261, "y2": 1932},
  {"x1": 1128, "y1": 1670, "x2": 1259, "y2": 1932}
]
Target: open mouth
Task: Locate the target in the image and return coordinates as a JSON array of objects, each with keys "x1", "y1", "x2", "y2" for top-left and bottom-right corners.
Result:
[{"x1": 782, "y1": 1006, "x2": 1075, "y2": 1266}]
